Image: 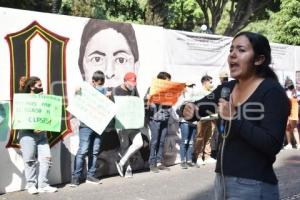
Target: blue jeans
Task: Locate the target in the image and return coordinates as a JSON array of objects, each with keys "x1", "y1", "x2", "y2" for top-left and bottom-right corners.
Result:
[
  {"x1": 179, "y1": 122, "x2": 196, "y2": 162},
  {"x1": 148, "y1": 120, "x2": 168, "y2": 165},
  {"x1": 73, "y1": 127, "x2": 101, "y2": 178},
  {"x1": 18, "y1": 130, "x2": 51, "y2": 188},
  {"x1": 214, "y1": 173, "x2": 279, "y2": 200}
]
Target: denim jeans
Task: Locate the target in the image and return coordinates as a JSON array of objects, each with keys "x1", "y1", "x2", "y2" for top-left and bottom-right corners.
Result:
[
  {"x1": 148, "y1": 119, "x2": 168, "y2": 165},
  {"x1": 18, "y1": 130, "x2": 51, "y2": 188},
  {"x1": 214, "y1": 173, "x2": 279, "y2": 200},
  {"x1": 179, "y1": 122, "x2": 196, "y2": 162},
  {"x1": 73, "y1": 127, "x2": 101, "y2": 178}
]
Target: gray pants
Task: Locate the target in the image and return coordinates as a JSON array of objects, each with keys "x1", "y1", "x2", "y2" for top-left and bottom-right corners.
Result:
[{"x1": 19, "y1": 131, "x2": 51, "y2": 188}]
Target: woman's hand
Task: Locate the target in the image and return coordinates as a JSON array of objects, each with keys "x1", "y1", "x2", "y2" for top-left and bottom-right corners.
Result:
[
  {"x1": 218, "y1": 98, "x2": 236, "y2": 120},
  {"x1": 182, "y1": 102, "x2": 198, "y2": 120}
]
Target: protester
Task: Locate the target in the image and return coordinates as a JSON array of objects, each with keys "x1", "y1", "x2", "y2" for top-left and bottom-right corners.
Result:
[
  {"x1": 17, "y1": 76, "x2": 57, "y2": 194},
  {"x1": 145, "y1": 72, "x2": 172, "y2": 173},
  {"x1": 175, "y1": 83, "x2": 199, "y2": 169},
  {"x1": 18, "y1": 76, "x2": 26, "y2": 92},
  {"x1": 113, "y1": 72, "x2": 144, "y2": 178},
  {"x1": 219, "y1": 71, "x2": 229, "y2": 85},
  {"x1": 70, "y1": 70, "x2": 108, "y2": 186},
  {"x1": 284, "y1": 80, "x2": 300, "y2": 150},
  {"x1": 193, "y1": 75, "x2": 216, "y2": 165},
  {"x1": 180, "y1": 32, "x2": 289, "y2": 199}
]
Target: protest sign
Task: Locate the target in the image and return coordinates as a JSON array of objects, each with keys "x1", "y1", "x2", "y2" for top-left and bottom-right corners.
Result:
[
  {"x1": 13, "y1": 94, "x2": 62, "y2": 132},
  {"x1": 114, "y1": 96, "x2": 144, "y2": 129},
  {"x1": 67, "y1": 82, "x2": 116, "y2": 135},
  {"x1": 149, "y1": 78, "x2": 186, "y2": 106}
]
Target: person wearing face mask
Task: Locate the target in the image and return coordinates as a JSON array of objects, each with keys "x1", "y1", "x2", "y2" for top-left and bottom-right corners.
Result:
[
  {"x1": 112, "y1": 72, "x2": 143, "y2": 178},
  {"x1": 70, "y1": 70, "x2": 109, "y2": 187},
  {"x1": 17, "y1": 76, "x2": 57, "y2": 194}
]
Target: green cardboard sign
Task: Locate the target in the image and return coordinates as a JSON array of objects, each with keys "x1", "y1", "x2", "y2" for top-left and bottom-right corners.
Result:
[
  {"x1": 12, "y1": 94, "x2": 62, "y2": 132},
  {"x1": 114, "y1": 96, "x2": 145, "y2": 129}
]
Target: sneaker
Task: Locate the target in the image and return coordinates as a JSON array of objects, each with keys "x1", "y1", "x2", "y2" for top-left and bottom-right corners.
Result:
[
  {"x1": 187, "y1": 161, "x2": 200, "y2": 168},
  {"x1": 69, "y1": 176, "x2": 80, "y2": 187},
  {"x1": 27, "y1": 186, "x2": 38, "y2": 194},
  {"x1": 196, "y1": 159, "x2": 205, "y2": 165},
  {"x1": 180, "y1": 162, "x2": 188, "y2": 169},
  {"x1": 204, "y1": 157, "x2": 217, "y2": 164},
  {"x1": 124, "y1": 165, "x2": 133, "y2": 178},
  {"x1": 38, "y1": 185, "x2": 57, "y2": 193},
  {"x1": 284, "y1": 144, "x2": 293, "y2": 150},
  {"x1": 149, "y1": 164, "x2": 159, "y2": 173},
  {"x1": 157, "y1": 163, "x2": 170, "y2": 171},
  {"x1": 115, "y1": 161, "x2": 124, "y2": 177},
  {"x1": 297, "y1": 144, "x2": 300, "y2": 150},
  {"x1": 86, "y1": 176, "x2": 101, "y2": 184}
]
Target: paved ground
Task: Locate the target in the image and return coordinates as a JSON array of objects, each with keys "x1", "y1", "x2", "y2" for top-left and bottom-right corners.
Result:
[{"x1": 1, "y1": 149, "x2": 300, "y2": 200}]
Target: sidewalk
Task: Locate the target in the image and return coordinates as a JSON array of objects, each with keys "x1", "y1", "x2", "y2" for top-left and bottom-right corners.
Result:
[{"x1": 1, "y1": 150, "x2": 300, "y2": 200}]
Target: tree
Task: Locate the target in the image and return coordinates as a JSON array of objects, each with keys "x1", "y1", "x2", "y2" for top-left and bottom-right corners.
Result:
[
  {"x1": 196, "y1": 0, "x2": 228, "y2": 33},
  {"x1": 271, "y1": 0, "x2": 300, "y2": 45},
  {"x1": 52, "y1": 0, "x2": 62, "y2": 13},
  {"x1": 144, "y1": 0, "x2": 173, "y2": 26},
  {"x1": 60, "y1": 0, "x2": 145, "y2": 23},
  {"x1": 196, "y1": 0, "x2": 280, "y2": 36},
  {"x1": 0, "y1": 0, "x2": 52, "y2": 12},
  {"x1": 167, "y1": 0, "x2": 204, "y2": 32}
]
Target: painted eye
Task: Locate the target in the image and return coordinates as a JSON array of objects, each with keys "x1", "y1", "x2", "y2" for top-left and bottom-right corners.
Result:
[
  {"x1": 115, "y1": 57, "x2": 127, "y2": 64},
  {"x1": 90, "y1": 56, "x2": 104, "y2": 65}
]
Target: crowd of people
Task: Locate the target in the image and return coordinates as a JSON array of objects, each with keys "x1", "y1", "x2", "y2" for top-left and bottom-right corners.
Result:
[{"x1": 15, "y1": 31, "x2": 298, "y2": 200}]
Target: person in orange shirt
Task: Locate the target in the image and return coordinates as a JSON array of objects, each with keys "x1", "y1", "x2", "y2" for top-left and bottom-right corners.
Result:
[{"x1": 284, "y1": 81, "x2": 300, "y2": 150}]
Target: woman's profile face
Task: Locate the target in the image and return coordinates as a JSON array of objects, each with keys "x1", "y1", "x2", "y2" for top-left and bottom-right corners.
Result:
[
  {"x1": 228, "y1": 35, "x2": 256, "y2": 80},
  {"x1": 83, "y1": 28, "x2": 136, "y2": 87}
]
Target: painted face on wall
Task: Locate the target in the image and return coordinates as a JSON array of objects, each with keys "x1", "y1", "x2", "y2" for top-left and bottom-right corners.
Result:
[
  {"x1": 228, "y1": 35, "x2": 256, "y2": 80},
  {"x1": 83, "y1": 28, "x2": 136, "y2": 88}
]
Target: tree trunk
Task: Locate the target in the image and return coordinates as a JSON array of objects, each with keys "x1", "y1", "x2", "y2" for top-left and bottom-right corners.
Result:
[{"x1": 52, "y1": 0, "x2": 61, "y2": 13}]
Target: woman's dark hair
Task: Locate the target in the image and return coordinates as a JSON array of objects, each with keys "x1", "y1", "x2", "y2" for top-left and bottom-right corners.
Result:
[
  {"x1": 23, "y1": 76, "x2": 41, "y2": 93},
  {"x1": 92, "y1": 70, "x2": 105, "y2": 85},
  {"x1": 234, "y1": 31, "x2": 278, "y2": 81},
  {"x1": 78, "y1": 19, "x2": 139, "y2": 80},
  {"x1": 157, "y1": 71, "x2": 171, "y2": 80}
]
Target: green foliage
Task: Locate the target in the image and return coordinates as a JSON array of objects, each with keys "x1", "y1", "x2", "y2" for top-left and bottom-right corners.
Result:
[
  {"x1": 0, "y1": 0, "x2": 52, "y2": 12},
  {"x1": 271, "y1": 0, "x2": 300, "y2": 45},
  {"x1": 60, "y1": 0, "x2": 145, "y2": 24},
  {"x1": 167, "y1": 0, "x2": 203, "y2": 31}
]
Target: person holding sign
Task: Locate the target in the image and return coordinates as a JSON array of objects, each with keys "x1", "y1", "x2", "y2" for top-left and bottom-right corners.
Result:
[
  {"x1": 113, "y1": 72, "x2": 144, "y2": 178},
  {"x1": 17, "y1": 76, "x2": 57, "y2": 194},
  {"x1": 145, "y1": 72, "x2": 173, "y2": 173},
  {"x1": 71, "y1": 70, "x2": 109, "y2": 186}
]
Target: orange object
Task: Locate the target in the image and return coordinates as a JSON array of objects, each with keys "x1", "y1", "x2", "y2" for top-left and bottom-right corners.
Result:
[{"x1": 149, "y1": 78, "x2": 186, "y2": 106}]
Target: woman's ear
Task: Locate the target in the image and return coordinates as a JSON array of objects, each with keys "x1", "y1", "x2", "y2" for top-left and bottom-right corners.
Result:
[{"x1": 254, "y1": 55, "x2": 265, "y2": 66}]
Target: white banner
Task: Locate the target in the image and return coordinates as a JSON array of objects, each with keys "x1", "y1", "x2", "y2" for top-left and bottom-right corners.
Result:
[{"x1": 67, "y1": 82, "x2": 116, "y2": 135}]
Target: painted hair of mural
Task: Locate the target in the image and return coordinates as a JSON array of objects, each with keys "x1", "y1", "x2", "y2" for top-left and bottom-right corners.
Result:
[{"x1": 78, "y1": 19, "x2": 139, "y2": 87}]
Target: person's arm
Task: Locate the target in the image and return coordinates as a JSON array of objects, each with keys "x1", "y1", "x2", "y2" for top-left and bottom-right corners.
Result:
[
  {"x1": 179, "y1": 85, "x2": 222, "y2": 121},
  {"x1": 230, "y1": 87, "x2": 289, "y2": 157}
]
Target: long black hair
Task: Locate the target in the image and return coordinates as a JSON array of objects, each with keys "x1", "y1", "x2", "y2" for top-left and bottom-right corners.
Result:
[{"x1": 233, "y1": 32, "x2": 278, "y2": 81}]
